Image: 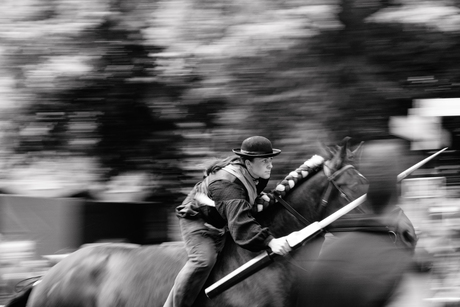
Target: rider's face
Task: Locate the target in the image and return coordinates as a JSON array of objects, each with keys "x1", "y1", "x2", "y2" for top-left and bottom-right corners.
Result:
[{"x1": 247, "y1": 157, "x2": 273, "y2": 179}]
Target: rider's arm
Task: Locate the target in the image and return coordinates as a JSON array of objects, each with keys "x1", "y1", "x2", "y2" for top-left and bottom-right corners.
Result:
[
  {"x1": 196, "y1": 181, "x2": 291, "y2": 255},
  {"x1": 209, "y1": 180, "x2": 274, "y2": 252}
]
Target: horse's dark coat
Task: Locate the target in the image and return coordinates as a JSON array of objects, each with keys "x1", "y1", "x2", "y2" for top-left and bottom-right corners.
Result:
[{"x1": 10, "y1": 140, "x2": 370, "y2": 307}]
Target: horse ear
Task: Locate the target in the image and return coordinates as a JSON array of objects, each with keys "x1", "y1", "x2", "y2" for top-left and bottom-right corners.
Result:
[
  {"x1": 340, "y1": 137, "x2": 364, "y2": 164},
  {"x1": 351, "y1": 141, "x2": 364, "y2": 162},
  {"x1": 325, "y1": 139, "x2": 348, "y2": 169},
  {"x1": 318, "y1": 137, "x2": 356, "y2": 164},
  {"x1": 341, "y1": 136, "x2": 351, "y2": 147}
]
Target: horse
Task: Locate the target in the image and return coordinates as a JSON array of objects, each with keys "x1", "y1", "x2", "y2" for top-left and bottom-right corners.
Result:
[
  {"x1": 7, "y1": 138, "x2": 370, "y2": 307},
  {"x1": 294, "y1": 139, "x2": 419, "y2": 307}
]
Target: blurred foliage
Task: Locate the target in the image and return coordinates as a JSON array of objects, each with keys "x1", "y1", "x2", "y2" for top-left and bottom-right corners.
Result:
[{"x1": 0, "y1": 0, "x2": 459, "y2": 198}]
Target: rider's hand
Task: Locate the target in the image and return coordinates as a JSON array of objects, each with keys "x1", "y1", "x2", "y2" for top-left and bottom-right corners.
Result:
[{"x1": 268, "y1": 237, "x2": 292, "y2": 256}]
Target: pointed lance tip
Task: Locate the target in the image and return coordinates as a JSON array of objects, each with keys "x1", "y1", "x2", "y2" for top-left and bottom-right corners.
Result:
[{"x1": 397, "y1": 147, "x2": 448, "y2": 182}]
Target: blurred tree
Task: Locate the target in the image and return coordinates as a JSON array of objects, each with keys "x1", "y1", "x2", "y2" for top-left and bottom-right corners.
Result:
[
  {"x1": 306, "y1": 1, "x2": 460, "y2": 143},
  {"x1": 0, "y1": 1, "x2": 208, "y2": 202},
  {"x1": 1, "y1": 0, "x2": 460, "y2": 197},
  {"x1": 11, "y1": 16, "x2": 184, "y2": 179}
]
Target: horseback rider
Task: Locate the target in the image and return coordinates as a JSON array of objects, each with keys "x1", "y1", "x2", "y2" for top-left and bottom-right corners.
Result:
[{"x1": 163, "y1": 136, "x2": 292, "y2": 307}]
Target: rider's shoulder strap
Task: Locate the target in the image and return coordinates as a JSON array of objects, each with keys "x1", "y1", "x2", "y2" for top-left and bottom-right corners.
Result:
[{"x1": 196, "y1": 169, "x2": 238, "y2": 196}]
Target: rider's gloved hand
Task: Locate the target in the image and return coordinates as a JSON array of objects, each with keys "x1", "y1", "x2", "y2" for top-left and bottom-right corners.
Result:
[{"x1": 268, "y1": 237, "x2": 292, "y2": 256}]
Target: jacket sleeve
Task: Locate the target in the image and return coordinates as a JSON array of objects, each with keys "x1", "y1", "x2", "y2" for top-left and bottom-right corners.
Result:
[
  {"x1": 209, "y1": 180, "x2": 274, "y2": 252},
  {"x1": 175, "y1": 182, "x2": 201, "y2": 219}
]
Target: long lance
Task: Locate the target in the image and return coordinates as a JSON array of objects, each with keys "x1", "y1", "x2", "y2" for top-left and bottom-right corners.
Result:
[
  {"x1": 204, "y1": 195, "x2": 366, "y2": 299},
  {"x1": 397, "y1": 147, "x2": 447, "y2": 182},
  {"x1": 204, "y1": 147, "x2": 448, "y2": 299}
]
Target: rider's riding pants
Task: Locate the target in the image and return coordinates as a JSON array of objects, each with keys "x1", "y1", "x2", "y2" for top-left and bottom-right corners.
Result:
[{"x1": 163, "y1": 217, "x2": 226, "y2": 307}]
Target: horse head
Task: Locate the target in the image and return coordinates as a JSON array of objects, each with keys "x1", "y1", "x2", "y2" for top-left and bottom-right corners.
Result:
[
  {"x1": 321, "y1": 137, "x2": 368, "y2": 216},
  {"x1": 264, "y1": 137, "x2": 368, "y2": 237}
]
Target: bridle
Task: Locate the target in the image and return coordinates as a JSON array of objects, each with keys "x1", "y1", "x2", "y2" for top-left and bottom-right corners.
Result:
[
  {"x1": 274, "y1": 160, "x2": 367, "y2": 227},
  {"x1": 322, "y1": 163, "x2": 353, "y2": 205},
  {"x1": 321, "y1": 161, "x2": 367, "y2": 213}
]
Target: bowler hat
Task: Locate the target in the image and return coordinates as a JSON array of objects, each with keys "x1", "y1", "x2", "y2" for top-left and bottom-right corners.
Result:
[{"x1": 232, "y1": 136, "x2": 281, "y2": 158}]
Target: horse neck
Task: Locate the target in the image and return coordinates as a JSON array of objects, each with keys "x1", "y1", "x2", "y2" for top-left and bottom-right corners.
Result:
[{"x1": 259, "y1": 170, "x2": 330, "y2": 237}]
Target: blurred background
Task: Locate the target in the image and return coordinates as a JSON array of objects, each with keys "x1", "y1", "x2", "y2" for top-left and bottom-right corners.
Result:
[{"x1": 0, "y1": 0, "x2": 459, "y2": 305}]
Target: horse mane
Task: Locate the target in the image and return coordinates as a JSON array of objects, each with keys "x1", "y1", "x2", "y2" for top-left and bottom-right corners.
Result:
[
  {"x1": 255, "y1": 169, "x2": 327, "y2": 237},
  {"x1": 254, "y1": 161, "x2": 323, "y2": 229},
  {"x1": 254, "y1": 138, "x2": 364, "y2": 237}
]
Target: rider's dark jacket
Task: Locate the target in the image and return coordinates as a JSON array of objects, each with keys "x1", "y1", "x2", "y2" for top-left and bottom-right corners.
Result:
[{"x1": 176, "y1": 159, "x2": 273, "y2": 252}]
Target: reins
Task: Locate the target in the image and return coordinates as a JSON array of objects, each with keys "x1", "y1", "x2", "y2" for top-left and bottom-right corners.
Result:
[
  {"x1": 266, "y1": 160, "x2": 365, "y2": 227},
  {"x1": 273, "y1": 193, "x2": 310, "y2": 226}
]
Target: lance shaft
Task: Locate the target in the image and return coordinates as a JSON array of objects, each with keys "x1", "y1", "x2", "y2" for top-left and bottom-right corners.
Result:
[{"x1": 205, "y1": 194, "x2": 367, "y2": 298}]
